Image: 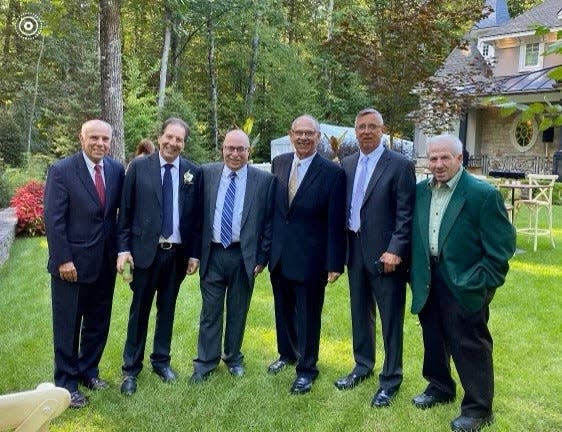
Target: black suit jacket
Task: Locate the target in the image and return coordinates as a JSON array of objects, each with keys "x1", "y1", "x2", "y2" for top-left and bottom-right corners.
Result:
[
  {"x1": 341, "y1": 148, "x2": 416, "y2": 272},
  {"x1": 117, "y1": 152, "x2": 203, "y2": 269},
  {"x1": 200, "y1": 163, "x2": 275, "y2": 286},
  {"x1": 269, "y1": 152, "x2": 346, "y2": 281},
  {"x1": 44, "y1": 152, "x2": 125, "y2": 283}
]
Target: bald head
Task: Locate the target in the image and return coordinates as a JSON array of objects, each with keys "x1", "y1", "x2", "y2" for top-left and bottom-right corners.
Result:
[
  {"x1": 222, "y1": 129, "x2": 250, "y2": 171},
  {"x1": 80, "y1": 119, "x2": 112, "y2": 164}
]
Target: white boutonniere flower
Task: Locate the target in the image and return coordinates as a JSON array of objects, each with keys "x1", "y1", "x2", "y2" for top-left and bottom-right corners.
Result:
[{"x1": 184, "y1": 170, "x2": 194, "y2": 185}]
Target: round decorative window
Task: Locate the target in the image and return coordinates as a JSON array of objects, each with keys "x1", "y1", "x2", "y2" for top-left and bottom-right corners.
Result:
[{"x1": 510, "y1": 115, "x2": 538, "y2": 152}]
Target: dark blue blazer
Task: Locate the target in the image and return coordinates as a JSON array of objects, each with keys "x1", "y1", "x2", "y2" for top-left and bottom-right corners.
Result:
[
  {"x1": 269, "y1": 152, "x2": 346, "y2": 281},
  {"x1": 44, "y1": 152, "x2": 125, "y2": 283},
  {"x1": 116, "y1": 152, "x2": 203, "y2": 269}
]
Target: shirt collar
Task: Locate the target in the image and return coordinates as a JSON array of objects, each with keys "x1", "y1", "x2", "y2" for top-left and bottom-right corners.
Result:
[
  {"x1": 222, "y1": 164, "x2": 247, "y2": 180},
  {"x1": 159, "y1": 154, "x2": 179, "y2": 169},
  {"x1": 293, "y1": 152, "x2": 316, "y2": 166},
  {"x1": 359, "y1": 144, "x2": 384, "y2": 163},
  {"x1": 82, "y1": 151, "x2": 103, "y2": 170},
  {"x1": 428, "y1": 167, "x2": 463, "y2": 190}
]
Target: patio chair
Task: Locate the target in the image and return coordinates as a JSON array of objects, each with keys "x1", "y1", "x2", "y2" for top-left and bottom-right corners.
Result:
[
  {"x1": 514, "y1": 174, "x2": 558, "y2": 252},
  {"x1": 0, "y1": 383, "x2": 70, "y2": 432}
]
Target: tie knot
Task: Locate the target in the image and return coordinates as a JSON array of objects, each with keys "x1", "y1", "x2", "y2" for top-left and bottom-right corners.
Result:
[
  {"x1": 164, "y1": 163, "x2": 173, "y2": 172},
  {"x1": 94, "y1": 164, "x2": 102, "y2": 173},
  {"x1": 360, "y1": 156, "x2": 368, "y2": 166},
  {"x1": 229, "y1": 171, "x2": 237, "y2": 180}
]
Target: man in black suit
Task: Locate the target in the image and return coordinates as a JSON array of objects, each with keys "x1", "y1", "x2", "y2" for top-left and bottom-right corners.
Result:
[
  {"x1": 116, "y1": 118, "x2": 203, "y2": 395},
  {"x1": 44, "y1": 119, "x2": 125, "y2": 408},
  {"x1": 190, "y1": 129, "x2": 275, "y2": 383},
  {"x1": 335, "y1": 108, "x2": 416, "y2": 407},
  {"x1": 268, "y1": 114, "x2": 346, "y2": 394}
]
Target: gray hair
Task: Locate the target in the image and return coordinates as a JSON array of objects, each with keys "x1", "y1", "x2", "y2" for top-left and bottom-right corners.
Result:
[
  {"x1": 292, "y1": 114, "x2": 320, "y2": 132},
  {"x1": 355, "y1": 108, "x2": 384, "y2": 127},
  {"x1": 426, "y1": 134, "x2": 463, "y2": 156}
]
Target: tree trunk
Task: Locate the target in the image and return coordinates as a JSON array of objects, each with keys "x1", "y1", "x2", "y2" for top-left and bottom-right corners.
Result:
[
  {"x1": 245, "y1": 22, "x2": 260, "y2": 116},
  {"x1": 2, "y1": 0, "x2": 20, "y2": 65},
  {"x1": 207, "y1": 17, "x2": 218, "y2": 152},
  {"x1": 99, "y1": 0, "x2": 125, "y2": 163},
  {"x1": 27, "y1": 35, "x2": 44, "y2": 159},
  {"x1": 158, "y1": 5, "x2": 172, "y2": 110}
]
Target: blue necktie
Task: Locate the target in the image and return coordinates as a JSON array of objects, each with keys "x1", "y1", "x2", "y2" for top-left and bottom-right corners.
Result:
[
  {"x1": 350, "y1": 156, "x2": 368, "y2": 232},
  {"x1": 161, "y1": 164, "x2": 173, "y2": 238},
  {"x1": 220, "y1": 172, "x2": 237, "y2": 248}
]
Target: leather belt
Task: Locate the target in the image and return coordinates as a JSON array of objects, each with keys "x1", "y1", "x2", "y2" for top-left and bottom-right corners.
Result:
[
  {"x1": 159, "y1": 242, "x2": 179, "y2": 250},
  {"x1": 212, "y1": 242, "x2": 241, "y2": 250}
]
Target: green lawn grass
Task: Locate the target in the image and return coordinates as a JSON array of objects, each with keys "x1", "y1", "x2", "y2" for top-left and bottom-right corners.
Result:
[{"x1": 1, "y1": 208, "x2": 561, "y2": 431}]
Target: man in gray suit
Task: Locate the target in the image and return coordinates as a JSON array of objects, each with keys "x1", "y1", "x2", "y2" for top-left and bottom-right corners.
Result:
[
  {"x1": 190, "y1": 129, "x2": 275, "y2": 383},
  {"x1": 335, "y1": 108, "x2": 416, "y2": 407}
]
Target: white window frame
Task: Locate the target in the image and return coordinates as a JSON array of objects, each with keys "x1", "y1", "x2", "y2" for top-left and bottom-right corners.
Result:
[
  {"x1": 510, "y1": 115, "x2": 538, "y2": 153},
  {"x1": 519, "y1": 42, "x2": 544, "y2": 71}
]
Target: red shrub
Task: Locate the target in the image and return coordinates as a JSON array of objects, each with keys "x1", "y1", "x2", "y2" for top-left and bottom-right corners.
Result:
[{"x1": 10, "y1": 180, "x2": 45, "y2": 236}]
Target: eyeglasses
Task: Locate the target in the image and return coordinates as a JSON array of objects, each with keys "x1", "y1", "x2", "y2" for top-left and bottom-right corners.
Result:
[
  {"x1": 356, "y1": 124, "x2": 383, "y2": 132},
  {"x1": 291, "y1": 130, "x2": 318, "y2": 138},
  {"x1": 223, "y1": 146, "x2": 249, "y2": 153}
]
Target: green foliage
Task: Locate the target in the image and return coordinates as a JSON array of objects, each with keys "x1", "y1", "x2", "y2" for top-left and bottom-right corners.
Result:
[
  {"x1": 507, "y1": 0, "x2": 542, "y2": 17},
  {"x1": 0, "y1": 111, "x2": 25, "y2": 167},
  {"x1": 123, "y1": 57, "x2": 159, "y2": 159},
  {"x1": 0, "y1": 160, "x2": 11, "y2": 208}
]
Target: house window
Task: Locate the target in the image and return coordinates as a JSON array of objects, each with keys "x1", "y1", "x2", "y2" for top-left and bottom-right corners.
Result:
[
  {"x1": 481, "y1": 44, "x2": 490, "y2": 57},
  {"x1": 510, "y1": 115, "x2": 538, "y2": 152},
  {"x1": 519, "y1": 42, "x2": 544, "y2": 70}
]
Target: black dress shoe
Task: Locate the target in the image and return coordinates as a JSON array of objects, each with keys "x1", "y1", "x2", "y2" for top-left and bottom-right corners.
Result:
[
  {"x1": 120, "y1": 376, "x2": 137, "y2": 395},
  {"x1": 228, "y1": 365, "x2": 244, "y2": 377},
  {"x1": 451, "y1": 414, "x2": 493, "y2": 432},
  {"x1": 371, "y1": 387, "x2": 398, "y2": 407},
  {"x1": 81, "y1": 376, "x2": 109, "y2": 391},
  {"x1": 412, "y1": 392, "x2": 455, "y2": 409},
  {"x1": 69, "y1": 390, "x2": 88, "y2": 408},
  {"x1": 152, "y1": 366, "x2": 177, "y2": 383},
  {"x1": 290, "y1": 376, "x2": 313, "y2": 395},
  {"x1": 189, "y1": 371, "x2": 212, "y2": 384},
  {"x1": 267, "y1": 359, "x2": 292, "y2": 375},
  {"x1": 334, "y1": 372, "x2": 373, "y2": 390}
]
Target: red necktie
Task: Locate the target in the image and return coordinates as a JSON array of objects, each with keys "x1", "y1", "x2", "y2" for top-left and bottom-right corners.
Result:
[{"x1": 94, "y1": 165, "x2": 106, "y2": 208}]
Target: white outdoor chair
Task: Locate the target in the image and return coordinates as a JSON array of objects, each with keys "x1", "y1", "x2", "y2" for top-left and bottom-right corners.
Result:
[
  {"x1": 0, "y1": 383, "x2": 70, "y2": 432},
  {"x1": 514, "y1": 174, "x2": 558, "y2": 252}
]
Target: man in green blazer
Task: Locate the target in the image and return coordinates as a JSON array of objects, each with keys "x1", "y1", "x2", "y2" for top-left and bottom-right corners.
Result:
[{"x1": 410, "y1": 134, "x2": 515, "y2": 432}]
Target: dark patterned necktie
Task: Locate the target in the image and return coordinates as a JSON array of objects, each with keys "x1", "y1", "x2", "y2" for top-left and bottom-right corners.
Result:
[
  {"x1": 220, "y1": 172, "x2": 237, "y2": 247},
  {"x1": 161, "y1": 164, "x2": 173, "y2": 238}
]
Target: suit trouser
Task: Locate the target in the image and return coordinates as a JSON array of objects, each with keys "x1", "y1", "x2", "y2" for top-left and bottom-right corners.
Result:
[
  {"x1": 122, "y1": 247, "x2": 185, "y2": 376},
  {"x1": 193, "y1": 243, "x2": 253, "y2": 374},
  {"x1": 419, "y1": 259, "x2": 494, "y2": 417},
  {"x1": 51, "y1": 256, "x2": 116, "y2": 392},
  {"x1": 270, "y1": 267, "x2": 326, "y2": 379},
  {"x1": 347, "y1": 233, "x2": 405, "y2": 390}
]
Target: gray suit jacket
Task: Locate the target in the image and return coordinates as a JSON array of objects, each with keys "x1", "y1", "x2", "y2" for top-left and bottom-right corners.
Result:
[
  {"x1": 200, "y1": 163, "x2": 275, "y2": 286},
  {"x1": 341, "y1": 148, "x2": 416, "y2": 273}
]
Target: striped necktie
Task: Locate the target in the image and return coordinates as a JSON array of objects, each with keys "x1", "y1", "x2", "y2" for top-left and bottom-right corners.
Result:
[
  {"x1": 349, "y1": 156, "x2": 368, "y2": 232},
  {"x1": 220, "y1": 172, "x2": 237, "y2": 247}
]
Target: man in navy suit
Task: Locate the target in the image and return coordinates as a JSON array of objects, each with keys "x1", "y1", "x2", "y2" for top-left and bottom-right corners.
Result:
[
  {"x1": 190, "y1": 129, "x2": 275, "y2": 383},
  {"x1": 267, "y1": 114, "x2": 346, "y2": 394},
  {"x1": 116, "y1": 118, "x2": 203, "y2": 395},
  {"x1": 335, "y1": 108, "x2": 416, "y2": 407},
  {"x1": 44, "y1": 119, "x2": 125, "y2": 408}
]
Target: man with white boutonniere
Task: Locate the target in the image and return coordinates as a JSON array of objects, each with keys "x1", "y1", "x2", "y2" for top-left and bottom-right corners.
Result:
[{"x1": 116, "y1": 117, "x2": 203, "y2": 395}]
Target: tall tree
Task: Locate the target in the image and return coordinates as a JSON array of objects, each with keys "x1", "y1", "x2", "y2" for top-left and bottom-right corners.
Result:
[{"x1": 100, "y1": 0, "x2": 125, "y2": 162}]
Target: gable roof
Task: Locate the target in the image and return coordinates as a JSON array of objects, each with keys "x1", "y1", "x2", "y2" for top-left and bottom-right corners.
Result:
[{"x1": 481, "y1": 0, "x2": 562, "y2": 39}]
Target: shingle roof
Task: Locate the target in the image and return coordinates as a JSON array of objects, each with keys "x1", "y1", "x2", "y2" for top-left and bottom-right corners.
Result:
[
  {"x1": 435, "y1": 43, "x2": 493, "y2": 87},
  {"x1": 481, "y1": 0, "x2": 562, "y2": 38},
  {"x1": 476, "y1": 0, "x2": 511, "y2": 29}
]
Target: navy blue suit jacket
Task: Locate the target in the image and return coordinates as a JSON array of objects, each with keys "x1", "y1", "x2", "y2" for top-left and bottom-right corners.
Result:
[
  {"x1": 44, "y1": 152, "x2": 125, "y2": 283},
  {"x1": 269, "y1": 152, "x2": 346, "y2": 281}
]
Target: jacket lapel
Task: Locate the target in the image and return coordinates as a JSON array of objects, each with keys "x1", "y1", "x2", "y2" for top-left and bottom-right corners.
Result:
[
  {"x1": 241, "y1": 166, "x2": 257, "y2": 228},
  {"x1": 150, "y1": 153, "x2": 163, "y2": 207},
  {"x1": 362, "y1": 149, "x2": 389, "y2": 206},
  {"x1": 345, "y1": 153, "x2": 359, "y2": 216},
  {"x1": 75, "y1": 153, "x2": 101, "y2": 207},
  {"x1": 438, "y1": 172, "x2": 467, "y2": 254},
  {"x1": 291, "y1": 153, "x2": 321, "y2": 206},
  {"x1": 209, "y1": 164, "x2": 222, "y2": 221},
  {"x1": 417, "y1": 184, "x2": 432, "y2": 259}
]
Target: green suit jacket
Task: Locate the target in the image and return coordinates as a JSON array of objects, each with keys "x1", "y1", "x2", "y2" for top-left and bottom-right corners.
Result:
[{"x1": 410, "y1": 170, "x2": 516, "y2": 313}]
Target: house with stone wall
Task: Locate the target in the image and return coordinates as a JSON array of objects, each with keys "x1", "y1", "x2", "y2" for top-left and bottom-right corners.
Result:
[{"x1": 415, "y1": 0, "x2": 562, "y2": 176}]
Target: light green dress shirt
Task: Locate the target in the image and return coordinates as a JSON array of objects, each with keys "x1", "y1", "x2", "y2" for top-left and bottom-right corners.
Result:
[{"x1": 428, "y1": 167, "x2": 463, "y2": 257}]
